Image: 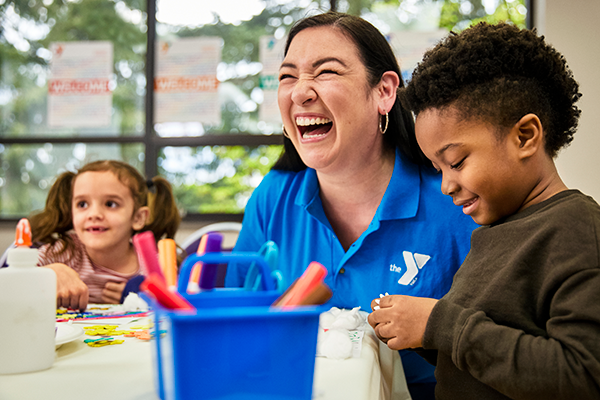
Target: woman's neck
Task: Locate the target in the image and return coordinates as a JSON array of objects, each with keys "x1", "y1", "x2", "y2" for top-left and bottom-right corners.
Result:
[{"x1": 317, "y1": 148, "x2": 395, "y2": 251}]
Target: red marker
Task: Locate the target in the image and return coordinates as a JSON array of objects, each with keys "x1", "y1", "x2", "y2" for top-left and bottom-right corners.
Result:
[{"x1": 141, "y1": 273, "x2": 194, "y2": 311}]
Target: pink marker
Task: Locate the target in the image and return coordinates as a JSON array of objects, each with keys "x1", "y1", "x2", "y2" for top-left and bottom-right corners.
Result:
[{"x1": 133, "y1": 231, "x2": 166, "y2": 284}]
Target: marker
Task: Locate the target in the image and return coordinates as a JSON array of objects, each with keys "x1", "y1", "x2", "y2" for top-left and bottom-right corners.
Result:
[
  {"x1": 133, "y1": 231, "x2": 166, "y2": 284},
  {"x1": 272, "y1": 280, "x2": 332, "y2": 307},
  {"x1": 244, "y1": 241, "x2": 281, "y2": 291},
  {"x1": 141, "y1": 273, "x2": 194, "y2": 311},
  {"x1": 187, "y1": 234, "x2": 208, "y2": 294},
  {"x1": 158, "y1": 238, "x2": 178, "y2": 291},
  {"x1": 198, "y1": 233, "x2": 223, "y2": 291},
  {"x1": 275, "y1": 262, "x2": 328, "y2": 309},
  {"x1": 187, "y1": 232, "x2": 223, "y2": 293}
]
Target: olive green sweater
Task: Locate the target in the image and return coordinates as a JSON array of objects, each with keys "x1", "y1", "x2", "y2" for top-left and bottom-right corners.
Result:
[{"x1": 422, "y1": 190, "x2": 600, "y2": 399}]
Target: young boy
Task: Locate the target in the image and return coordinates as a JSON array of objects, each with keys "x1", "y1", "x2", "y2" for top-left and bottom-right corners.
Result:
[{"x1": 368, "y1": 22, "x2": 600, "y2": 399}]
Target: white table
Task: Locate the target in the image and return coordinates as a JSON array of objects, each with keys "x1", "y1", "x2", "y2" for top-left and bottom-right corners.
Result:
[
  {"x1": 0, "y1": 317, "x2": 410, "y2": 400},
  {"x1": 314, "y1": 324, "x2": 412, "y2": 400}
]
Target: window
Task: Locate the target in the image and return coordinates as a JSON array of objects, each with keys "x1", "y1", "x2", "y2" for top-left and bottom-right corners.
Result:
[{"x1": 0, "y1": 0, "x2": 529, "y2": 221}]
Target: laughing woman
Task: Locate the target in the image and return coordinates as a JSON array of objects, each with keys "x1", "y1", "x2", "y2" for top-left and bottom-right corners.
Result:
[{"x1": 225, "y1": 11, "x2": 477, "y2": 399}]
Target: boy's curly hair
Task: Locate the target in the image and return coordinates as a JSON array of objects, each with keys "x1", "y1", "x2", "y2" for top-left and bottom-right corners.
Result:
[{"x1": 400, "y1": 22, "x2": 582, "y2": 158}]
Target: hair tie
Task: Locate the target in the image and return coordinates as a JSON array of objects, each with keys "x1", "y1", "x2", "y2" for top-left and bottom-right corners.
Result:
[{"x1": 146, "y1": 179, "x2": 156, "y2": 194}]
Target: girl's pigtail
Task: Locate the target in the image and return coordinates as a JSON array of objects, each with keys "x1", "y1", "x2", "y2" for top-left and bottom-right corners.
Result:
[
  {"x1": 144, "y1": 176, "x2": 181, "y2": 241},
  {"x1": 29, "y1": 171, "x2": 76, "y2": 253}
]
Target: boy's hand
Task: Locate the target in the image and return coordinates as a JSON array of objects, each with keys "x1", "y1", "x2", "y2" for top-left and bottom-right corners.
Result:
[
  {"x1": 41, "y1": 263, "x2": 89, "y2": 311},
  {"x1": 102, "y1": 281, "x2": 126, "y2": 304},
  {"x1": 367, "y1": 295, "x2": 438, "y2": 350}
]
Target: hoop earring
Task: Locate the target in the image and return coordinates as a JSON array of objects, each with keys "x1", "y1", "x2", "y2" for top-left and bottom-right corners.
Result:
[
  {"x1": 282, "y1": 125, "x2": 290, "y2": 138},
  {"x1": 380, "y1": 112, "x2": 389, "y2": 135}
]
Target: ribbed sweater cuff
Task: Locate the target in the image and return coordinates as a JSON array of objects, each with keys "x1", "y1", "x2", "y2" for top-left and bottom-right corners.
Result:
[{"x1": 423, "y1": 298, "x2": 471, "y2": 357}]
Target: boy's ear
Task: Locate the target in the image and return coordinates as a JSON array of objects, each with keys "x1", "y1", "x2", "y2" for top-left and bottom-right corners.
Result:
[
  {"x1": 512, "y1": 113, "x2": 544, "y2": 160},
  {"x1": 378, "y1": 71, "x2": 400, "y2": 114},
  {"x1": 132, "y1": 206, "x2": 150, "y2": 231}
]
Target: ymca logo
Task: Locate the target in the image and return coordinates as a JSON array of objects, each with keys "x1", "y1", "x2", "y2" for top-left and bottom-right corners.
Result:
[{"x1": 389, "y1": 251, "x2": 431, "y2": 285}]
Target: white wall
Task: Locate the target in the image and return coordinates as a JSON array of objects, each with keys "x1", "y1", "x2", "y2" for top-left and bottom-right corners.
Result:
[{"x1": 536, "y1": 0, "x2": 600, "y2": 201}]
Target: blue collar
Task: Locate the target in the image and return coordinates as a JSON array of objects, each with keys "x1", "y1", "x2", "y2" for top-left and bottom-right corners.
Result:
[{"x1": 295, "y1": 149, "x2": 421, "y2": 225}]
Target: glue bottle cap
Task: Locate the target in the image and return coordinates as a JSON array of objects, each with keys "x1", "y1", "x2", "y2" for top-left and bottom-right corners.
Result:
[
  {"x1": 7, "y1": 218, "x2": 38, "y2": 267},
  {"x1": 15, "y1": 218, "x2": 32, "y2": 248}
]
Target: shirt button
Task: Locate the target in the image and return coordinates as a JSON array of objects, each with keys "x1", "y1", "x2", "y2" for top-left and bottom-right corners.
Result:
[{"x1": 339, "y1": 268, "x2": 345, "y2": 274}]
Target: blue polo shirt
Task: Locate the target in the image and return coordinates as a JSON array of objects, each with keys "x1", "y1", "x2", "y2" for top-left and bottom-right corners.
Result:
[{"x1": 226, "y1": 149, "x2": 477, "y2": 384}]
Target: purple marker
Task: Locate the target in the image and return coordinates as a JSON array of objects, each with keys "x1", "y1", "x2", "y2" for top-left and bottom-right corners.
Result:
[{"x1": 198, "y1": 232, "x2": 223, "y2": 291}]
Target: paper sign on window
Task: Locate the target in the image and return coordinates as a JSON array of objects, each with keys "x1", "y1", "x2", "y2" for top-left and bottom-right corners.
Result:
[
  {"x1": 154, "y1": 37, "x2": 222, "y2": 125},
  {"x1": 259, "y1": 36, "x2": 285, "y2": 124},
  {"x1": 47, "y1": 41, "x2": 113, "y2": 128}
]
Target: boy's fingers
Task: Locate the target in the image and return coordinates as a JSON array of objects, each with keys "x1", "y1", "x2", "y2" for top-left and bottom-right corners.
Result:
[
  {"x1": 373, "y1": 326, "x2": 390, "y2": 344},
  {"x1": 370, "y1": 298, "x2": 379, "y2": 311},
  {"x1": 386, "y1": 337, "x2": 404, "y2": 351},
  {"x1": 378, "y1": 294, "x2": 396, "y2": 307},
  {"x1": 368, "y1": 308, "x2": 389, "y2": 326},
  {"x1": 373, "y1": 321, "x2": 395, "y2": 343},
  {"x1": 370, "y1": 294, "x2": 395, "y2": 311}
]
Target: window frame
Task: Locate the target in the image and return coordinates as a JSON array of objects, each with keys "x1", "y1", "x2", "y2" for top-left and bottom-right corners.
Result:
[{"x1": 0, "y1": 0, "x2": 533, "y2": 223}]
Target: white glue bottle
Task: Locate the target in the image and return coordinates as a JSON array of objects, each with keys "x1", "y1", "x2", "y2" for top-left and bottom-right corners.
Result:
[{"x1": 0, "y1": 218, "x2": 57, "y2": 374}]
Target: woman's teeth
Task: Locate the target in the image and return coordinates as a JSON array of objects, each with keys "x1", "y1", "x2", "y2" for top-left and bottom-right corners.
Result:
[
  {"x1": 295, "y1": 117, "x2": 332, "y2": 137},
  {"x1": 296, "y1": 117, "x2": 332, "y2": 126}
]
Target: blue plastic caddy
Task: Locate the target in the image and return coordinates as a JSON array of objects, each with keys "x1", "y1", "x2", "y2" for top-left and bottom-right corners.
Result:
[{"x1": 148, "y1": 252, "x2": 322, "y2": 400}]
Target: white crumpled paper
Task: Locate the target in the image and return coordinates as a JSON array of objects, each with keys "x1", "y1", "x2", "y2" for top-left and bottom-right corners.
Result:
[{"x1": 316, "y1": 307, "x2": 368, "y2": 360}]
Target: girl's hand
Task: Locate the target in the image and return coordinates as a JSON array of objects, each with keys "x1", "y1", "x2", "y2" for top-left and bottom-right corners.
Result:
[
  {"x1": 367, "y1": 295, "x2": 438, "y2": 350},
  {"x1": 102, "y1": 281, "x2": 126, "y2": 304},
  {"x1": 41, "y1": 263, "x2": 89, "y2": 311}
]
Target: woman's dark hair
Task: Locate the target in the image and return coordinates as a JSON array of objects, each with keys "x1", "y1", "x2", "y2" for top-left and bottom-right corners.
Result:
[
  {"x1": 272, "y1": 11, "x2": 431, "y2": 171},
  {"x1": 400, "y1": 22, "x2": 582, "y2": 158}
]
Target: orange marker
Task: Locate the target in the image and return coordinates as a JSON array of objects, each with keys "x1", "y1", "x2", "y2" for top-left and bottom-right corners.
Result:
[
  {"x1": 187, "y1": 234, "x2": 208, "y2": 294},
  {"x1": 276, "y1": 262, "x2": 328, "y2": 309},
  {"x1": 15, "y1": 218, "x2": 32, "y2": 247},
  {"x1": 272, "y1": 281, "x2": 332, "y2": 307},
  {"x1": 158, "y1": 239, "x2": 178, "y2": 291}
]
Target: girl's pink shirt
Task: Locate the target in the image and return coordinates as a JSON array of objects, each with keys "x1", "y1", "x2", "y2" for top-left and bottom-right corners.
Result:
[{"x1": 37, "y1": 233, "x2": 140, "y2": 303}]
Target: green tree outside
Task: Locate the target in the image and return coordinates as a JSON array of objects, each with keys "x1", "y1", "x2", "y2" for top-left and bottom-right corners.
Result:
[{"x1": 0, "y1": 0, "x2": 527, "y2": 217}]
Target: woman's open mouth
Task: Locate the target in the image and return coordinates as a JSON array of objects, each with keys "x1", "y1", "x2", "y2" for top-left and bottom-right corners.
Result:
[{"x1": 296, "y1": 117, "x2": 333, "y2": 138}]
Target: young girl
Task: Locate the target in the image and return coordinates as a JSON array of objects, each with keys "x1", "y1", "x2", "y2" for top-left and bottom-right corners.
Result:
[{"x1": 29, "y1": 160, "x2": 181, "y2": 311}]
